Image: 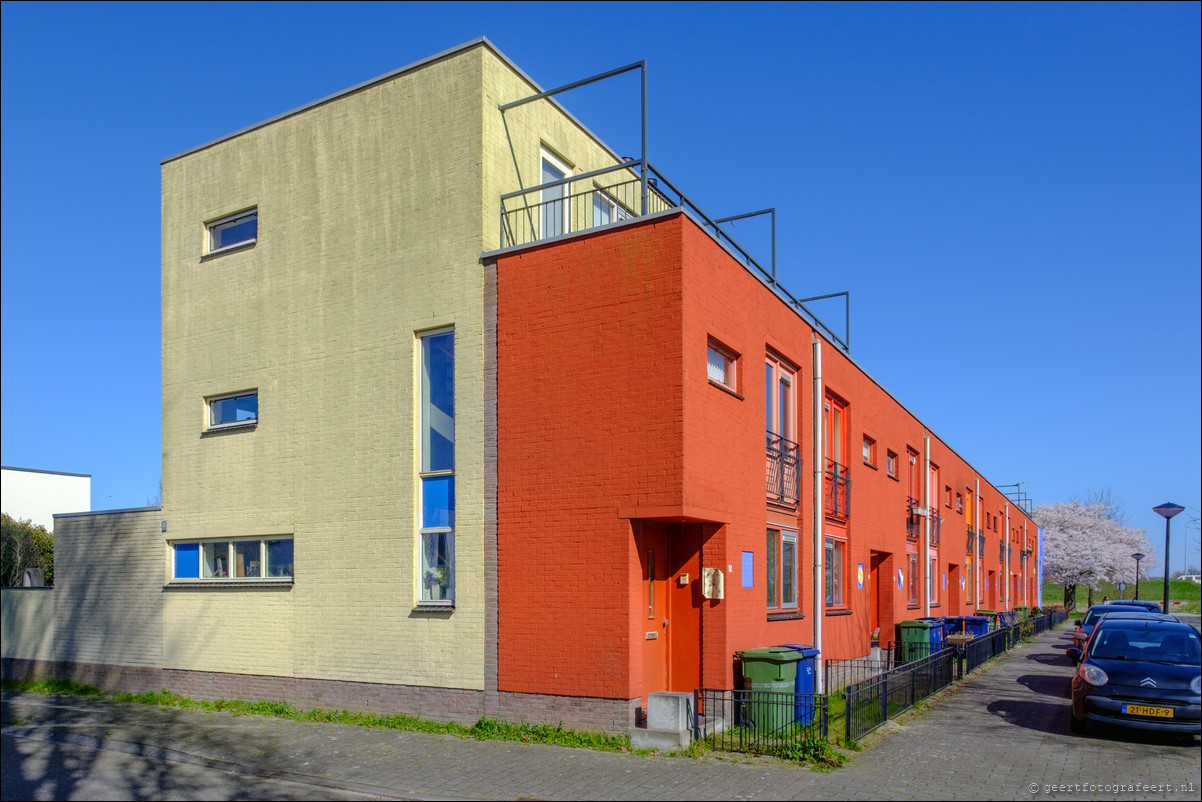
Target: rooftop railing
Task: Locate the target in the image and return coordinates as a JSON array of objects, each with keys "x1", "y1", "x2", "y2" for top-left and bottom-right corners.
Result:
[{"x1": 499, "y1": 160, "x2": 850, "y2": 352}]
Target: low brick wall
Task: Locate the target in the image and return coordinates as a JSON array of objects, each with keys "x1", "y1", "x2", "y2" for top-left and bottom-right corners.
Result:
[
  {"x1": 2, "y1": 657, "x2": 165, "y2": 695},
  {"x1": 4, "y1": 657, "x2": 639, "y2": 735}
]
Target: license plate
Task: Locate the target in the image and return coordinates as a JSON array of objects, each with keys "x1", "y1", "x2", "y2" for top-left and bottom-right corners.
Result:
[{"x1": 1122, "y1": 704, "x2": 1174, "y2": 718}]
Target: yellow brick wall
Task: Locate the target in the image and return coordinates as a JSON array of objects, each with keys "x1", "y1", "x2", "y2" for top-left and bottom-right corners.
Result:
[
  {"x1": 52, "y1": 510, "x2": 163, "y2": 668},
  {"x1": 160, "y1": 42, "x2": 632, "y2": 691},
  {"x1": 1, "y1": 588, "x2": 55, "y2": 661}
]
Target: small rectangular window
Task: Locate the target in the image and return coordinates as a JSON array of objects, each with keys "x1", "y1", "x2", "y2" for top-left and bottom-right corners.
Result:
[
  {"x1": 208, "y1": 391, "x2": 258, "y2": 430},
  {"x1": 172, "y1": 537, "x2": 293, "y2": 581},
  {"x1": 707, "y1": 340, "x2": 737, "y2": 390},
  {"x1": 886, "y1": 450, "x2": 898, "y2": 478},
  {"x1": 207, "y1": 209, "x2": 257, "y2": 253},
  {"x1": 862, "y1": 436, "x2": 876, "y2": 466}
]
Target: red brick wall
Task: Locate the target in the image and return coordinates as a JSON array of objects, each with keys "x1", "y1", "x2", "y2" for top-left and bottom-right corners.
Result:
[
  {"x1": 494, "y1": 212, "x2": 1038, "y2": 694},
  {"x1": 495, "y1": 218, "x2": 686, "y2": 700}
]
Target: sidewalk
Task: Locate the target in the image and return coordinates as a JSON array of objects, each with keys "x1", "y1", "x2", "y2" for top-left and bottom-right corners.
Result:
[{"x1": 3, "y1": 621, "x2": 1199, "y2": 801}]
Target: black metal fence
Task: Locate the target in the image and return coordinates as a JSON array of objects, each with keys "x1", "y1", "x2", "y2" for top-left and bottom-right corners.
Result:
[
  {"x1": 841, "y1": 648, "x2": 956, "y2": 741},
  {"x1": 704, "y1": 611, "x2": 1064, "y2": 754},
  {"x1": 694, "y1": 688, "x2": 828, "y2": 757}
]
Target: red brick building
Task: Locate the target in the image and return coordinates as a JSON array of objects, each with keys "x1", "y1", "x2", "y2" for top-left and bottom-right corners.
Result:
[{"x1": 491, "y1": 211, "x2": 1037, "y2": 717}]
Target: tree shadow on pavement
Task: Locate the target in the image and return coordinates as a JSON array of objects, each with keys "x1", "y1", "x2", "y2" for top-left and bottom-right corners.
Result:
[{"x1": 1014, "y1": 674, "x2": 1071, "y2": 699}]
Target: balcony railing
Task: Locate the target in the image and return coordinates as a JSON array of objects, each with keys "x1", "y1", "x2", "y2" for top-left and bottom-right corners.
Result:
[
  {"x1": 766, "y1": 431, "x2": 801, "y2": 506},
  {"x1": 824, "y1": 459, "x2": 850, "y2": 522},
  {"x1": 905, "y1": 496, "x2": 921, "y2": 541},
  {"x1": 930, "y1": 508, "x2": 941, "y2": 547},
  {"x1": 966, "y1": 526, "x2": 975, "y2": 556},
  {"x1": 498, "y1": 160, "x2": 850, "y2": 351}
]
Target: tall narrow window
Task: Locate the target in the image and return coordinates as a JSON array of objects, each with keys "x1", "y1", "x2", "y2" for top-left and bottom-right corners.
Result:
[
  {"x1": 825, "y1": 537, "x2": 845, "y2": 607},
  {"x1": 419, "y1": 329, "x2": 454, "y2": 604},
  {"x1": 765, "y1": 353, "x2": 799, "y2": 505},
  {"x1": 908, "y1": 552, "x2": 919, "y2": 604},
  {"x1": 540, "y1": 150, "x2": 570, "y2": 239},
  {"x1": 823, "y1": 393, "x2": 850, "y2": 521},
  {"x1": 766, "y1": 528, "x2": 797, "y2": 610}
]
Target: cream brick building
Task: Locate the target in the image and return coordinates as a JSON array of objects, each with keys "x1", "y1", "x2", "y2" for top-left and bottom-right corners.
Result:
[{"x1": 5, "y1": 38, "x2": 649, "y2": 731}]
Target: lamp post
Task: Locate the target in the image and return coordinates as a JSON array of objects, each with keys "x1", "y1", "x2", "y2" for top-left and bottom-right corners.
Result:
[
  {"x1": 1131, "y1": 552, "x2": 1144, "y2": 601},
  {"x1": 1153, "y1": 502, "x2": 1185, "y2": 612}
]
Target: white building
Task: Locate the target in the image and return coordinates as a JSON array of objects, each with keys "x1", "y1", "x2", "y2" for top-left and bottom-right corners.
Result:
[{"x1": 1, "y1": 467, "x2": 91, "y2": 530}]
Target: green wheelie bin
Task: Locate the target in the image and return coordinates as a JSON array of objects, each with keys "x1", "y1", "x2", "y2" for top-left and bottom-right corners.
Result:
[{"x1": 737, "y1": 646, "x2": 804, "y2": 732}]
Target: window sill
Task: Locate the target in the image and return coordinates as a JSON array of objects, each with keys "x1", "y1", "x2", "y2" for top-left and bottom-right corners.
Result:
[
  {"x1": 887, "y1": 473, "x2": 899, "y2": 481},
  {"x1": 767, "y1": 610, "x2": 805, "y2": 622},
  {"x1": 707, "y1": 379, "x2": 744, "y2": 400},
  {"x1": 165, "y1": 579, "x2": 292, "y2": 590},
  {"x1": 204, "y1": 421, "x2": 257, "y2": 435},
  {"x1": 862, "y1": 462, "x2": 877, "y2": 471},
  {"x1": 412, "y1": 603, "x2": 454, "y2": 613},
  {"x1": 201, "y1": 240, "x2": 257, "y2": 260},
  {"x1": 824, "y1": 608, "x2": 853, "y2": 617},
  {"x1": 906, "y1": 604, "x2": 921, "y2": 610}
]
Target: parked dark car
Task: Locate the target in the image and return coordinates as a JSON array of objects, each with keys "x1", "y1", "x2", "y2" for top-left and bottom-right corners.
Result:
[
  {"x1": 1070, "y1": 604, "x2": 1154, "y2": 657},
  {"x1": 1068, "y1": 618, "x2": 1201, "y2": 737},
  {"x1": 1108, "y1": 599, "x2": 1161, "y2": 613}
]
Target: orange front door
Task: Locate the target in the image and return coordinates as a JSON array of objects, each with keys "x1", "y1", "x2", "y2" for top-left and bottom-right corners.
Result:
[
  {"x1": 667, "y1": 525, "x2": 702, "y2": 694},
  {"x1": 642, "y1": 524, "x2": 669, "y2": 697}
]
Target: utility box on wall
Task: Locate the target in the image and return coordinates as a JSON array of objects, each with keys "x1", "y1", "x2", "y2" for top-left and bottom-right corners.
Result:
[{"x1": 701, "y1": 567, "x2": 723, "y2": 599}]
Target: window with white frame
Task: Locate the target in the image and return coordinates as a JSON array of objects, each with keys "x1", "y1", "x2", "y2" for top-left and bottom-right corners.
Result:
[
  {"x1": 539, "y1": 149, "x2": 571, "y2": 239},
  {"x1": 207, "y1": 209, "x2": 257, "y2": 253},
  {"x1": 862, "y1": 435, "x2": 877, "y2": 467},
  {"x1": 824, "y1": 536, "x2": 845, "y2": 607},
  {"x1": 207, "y1": 390, "x2": 258, "y2": 430},
  {"x1": 908, "y1": 552, "x2": 919, "y2": 604},
  {"x1": 766, "y1": 527, "x2": 798, "y2": 610},
  {"x1": 929, "y1": 554, "x2": 939, "y2": 603},
  {"x1": 707, "y1": 339, "x2": 738, "y2": 390},
  {"x1": 172, "y1": 537, "x2": 293, "y2": 581},
  {"x1": 419, "y1": 329, "x2": 455, "y2": 604},
  {"x1": 592, "y1": 186, "x2": 633, "y2": 227}
]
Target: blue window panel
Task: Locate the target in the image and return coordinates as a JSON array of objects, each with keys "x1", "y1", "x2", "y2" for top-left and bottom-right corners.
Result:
[
  {"x1": 266, "y1": 539, "x2": 294, "y2": 578},
  {"x1": 421, "y1": 332, "x2": 454, "y2": 472},
  {"x1": 742, "y1": 551, "x2": 754, "y2": 588},
  {"x1": 174, "y1": 543, "x2": 200, "y2": 579},
  {"x1": 211, "y1": 393, "x2": 257, "y2": 425},
  {"x1": 422, "y1": 475, "x2": 454, "y2": 529}
]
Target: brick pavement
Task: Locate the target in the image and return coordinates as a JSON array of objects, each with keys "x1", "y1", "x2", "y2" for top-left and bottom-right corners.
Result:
[{"x1": 3, "y1": 620, "x2": 1198, "y2": 801}]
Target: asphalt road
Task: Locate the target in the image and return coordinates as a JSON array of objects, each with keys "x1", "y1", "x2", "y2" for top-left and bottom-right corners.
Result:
[{"x1": 2, "y1": 618, "x2": 1199, "y2": 801}]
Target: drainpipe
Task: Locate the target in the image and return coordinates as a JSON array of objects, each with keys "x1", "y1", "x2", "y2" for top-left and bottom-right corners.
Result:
[
  {"x1": 1023, "y1": 520, "x2": 1028, "y2": 606},
  {"x1": 812, "y1": 335, "x2": 824, "y2": 693},
  {"x1": 923, "y1": 435, "x2": 931, "y2": 618},
  {"x1": 974, "y1": 478, "x2": 981, "y2": 609},
  {"x1": 1004, "y1": 502, "x2": 1010, "y2": 611}
]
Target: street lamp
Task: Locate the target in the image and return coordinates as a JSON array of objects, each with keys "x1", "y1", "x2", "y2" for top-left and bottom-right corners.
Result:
[
  {"x1": 1131, "y1": 552, "x2": 1144, "y2": 601},
  {"x1": 1153, "y1": 502, "x2": 1185, "y2": 612}
]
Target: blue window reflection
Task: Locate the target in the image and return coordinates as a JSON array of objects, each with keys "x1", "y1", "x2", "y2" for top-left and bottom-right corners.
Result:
[{"x1": 422, "y1": 475, "x2": 454, "y2": 528}]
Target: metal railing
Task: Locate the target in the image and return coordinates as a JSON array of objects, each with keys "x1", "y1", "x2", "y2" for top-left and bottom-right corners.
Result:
[
  {"x1": 906, "y1": 496, "x2": 921, "y2": 541},
  {"x1": 766, "y1": 431, "x2": 802, "y2": 506},
  {"x1": 694, "y1": 688, "x2": 827, "y2": 756},
  {"x1": 824, "y1": 459, "x2": 850, "y2": 522},
  {"x1": 842, "y1": 648, "x2": 956, "y2": 741},
  {"x1": 498, "y1": 160, "x2": 851, "y2": 352},
  {"x1": 930, "y1": 508, "x2": 941, "y2": 547}
]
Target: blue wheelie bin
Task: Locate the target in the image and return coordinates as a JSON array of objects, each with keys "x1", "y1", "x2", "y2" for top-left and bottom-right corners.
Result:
[
  {"x1": 918, "y1": 617, "x2": 948, "y2": 650},
  {"x1": 778, "y1": 644, "x2": 822, "y2": 725},
  {"x1": 963, "y1": 615, "x2": 990, "y2": 637}
]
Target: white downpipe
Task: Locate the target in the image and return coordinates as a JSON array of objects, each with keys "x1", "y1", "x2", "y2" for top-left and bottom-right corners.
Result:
[
  {"x1": 1023, "y1": 520, "x2": 1028, "y2": 606},
  {"x1": 812, "y1": 335, "x2": 824, "y2": 693},
  {"x1": 923, "y1": 435, "x2": 931, "y2": 618},
  {"x1": 1004, "y1": 502, "x2": 1010, "y2": 610},
  {"x1": 975, "y1": 478, "x2": 981, "y2": 609}
]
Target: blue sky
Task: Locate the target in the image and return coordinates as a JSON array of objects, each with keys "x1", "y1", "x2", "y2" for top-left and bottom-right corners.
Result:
[{"x1": 3, "y1": 2, "x2": 1199, "y2": 575}]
